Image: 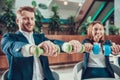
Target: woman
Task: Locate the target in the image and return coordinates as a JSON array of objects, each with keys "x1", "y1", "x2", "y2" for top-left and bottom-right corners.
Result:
[{"x1": 81, "y1": 21, "x2": 120, "y2": 79}]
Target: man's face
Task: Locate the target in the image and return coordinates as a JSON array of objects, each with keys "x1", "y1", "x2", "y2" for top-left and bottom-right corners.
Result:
[{"x1": 16, "y1": 10, "x2": 35, "y2": 32}]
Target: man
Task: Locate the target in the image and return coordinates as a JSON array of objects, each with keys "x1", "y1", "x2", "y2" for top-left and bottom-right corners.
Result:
[{"x1": 1, "y1": 6, "x2": 81, "y2": 80}]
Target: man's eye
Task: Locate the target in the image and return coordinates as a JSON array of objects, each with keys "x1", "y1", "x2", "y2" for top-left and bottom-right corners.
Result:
[
  {"x1": 23, "y1": 18, "x2": 27, "y2": 20},
  {"x1": 31, "y1": 18, "x2": 34, "y2": 20}
]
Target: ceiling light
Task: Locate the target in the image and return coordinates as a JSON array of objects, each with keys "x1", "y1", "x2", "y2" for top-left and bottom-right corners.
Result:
[
  {"x1": 64, "y1": 1, "x2": 68, "y2": 5},
  {"x1": 78, "y1": 2, "x2": 82, "y2": 6}
]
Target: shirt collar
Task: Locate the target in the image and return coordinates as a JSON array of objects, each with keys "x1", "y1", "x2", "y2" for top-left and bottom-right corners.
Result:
[{"x1": 19, "y1": 30, "x2": 33, "y2": 38}]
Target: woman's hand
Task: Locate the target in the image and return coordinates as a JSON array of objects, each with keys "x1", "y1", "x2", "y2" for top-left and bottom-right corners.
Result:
[
  {"x1": 111, "y1": 43, "x2": 120, "y2": 55},
  {"x1": 84, "y1": 43, "x2": 93, "y2": 53}
]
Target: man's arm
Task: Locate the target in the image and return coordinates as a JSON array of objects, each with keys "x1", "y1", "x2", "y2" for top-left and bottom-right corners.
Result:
[{"x1": 1, "y1": 33, "x2": 27, "y2": 57}]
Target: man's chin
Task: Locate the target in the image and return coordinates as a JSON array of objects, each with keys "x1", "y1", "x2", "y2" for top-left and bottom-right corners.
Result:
[
  {"x1": 27, "y1": 28, "x2": 34, "y2": 32},
  {"x1": 24, "y1": 29, "x2": 33, "y2": 33},
  {"x1": 28, "y1": 30, "x2": 33, "y2": 33}
]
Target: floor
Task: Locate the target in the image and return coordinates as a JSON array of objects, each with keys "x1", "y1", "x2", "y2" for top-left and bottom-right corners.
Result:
[
  {"x1": 1, "y1": 64, "x2": 120, "y2": 80},
  {"x1": 51, "y1": 64, "x2": 75, "y2": 80}
]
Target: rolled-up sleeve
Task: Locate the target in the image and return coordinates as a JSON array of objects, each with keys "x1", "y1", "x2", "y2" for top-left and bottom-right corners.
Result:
[{"x1": 21, "y1": 44, "x2": 34, "y2": 57}]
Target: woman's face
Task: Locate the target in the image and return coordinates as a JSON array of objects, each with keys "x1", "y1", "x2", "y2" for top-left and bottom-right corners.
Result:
[{"x1": 92, "y1": 23, "x2": 104, "y2": 42}]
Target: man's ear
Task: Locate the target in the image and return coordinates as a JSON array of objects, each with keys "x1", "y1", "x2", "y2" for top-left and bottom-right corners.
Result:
[{"x1": 16, "y1": 19, "x2": 19, "y2": 24}]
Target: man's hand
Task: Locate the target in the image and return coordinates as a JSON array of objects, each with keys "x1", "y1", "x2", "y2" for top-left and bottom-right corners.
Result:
[
  {"x1": 29, "y1": 45, "x2": 44, "y2": 57},
  {"x1": 38, "y1": 41, "x2": 58, "y2": 56},
  {"x1": 68, "y1": 40, "x2": 82, "y2": 54}
]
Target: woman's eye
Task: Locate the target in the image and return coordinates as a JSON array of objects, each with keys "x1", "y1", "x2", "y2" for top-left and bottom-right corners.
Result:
[{"x1": 95, "y1": 28, "x2": 98, "y2": 31}]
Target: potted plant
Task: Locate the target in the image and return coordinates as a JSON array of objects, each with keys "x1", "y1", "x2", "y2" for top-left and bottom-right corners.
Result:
[
  {"x1": 66, "y1": 16, "x2": 75, "y2": 34},
  {"x1": 0, "y1": 0, "x2": 18, "y2": 33},
  {"x1": 49, "y1": 3, "x2": 61, "y2": 34},
  {"x1": 109, "y1": 25, "x2": 119, "y2": 35},
  {"x1": 31, "y1": 0, "x2": 48, "y2": 33},
  {"x1": 78, "y1": 16, "x2": 92, "y2": 35}
]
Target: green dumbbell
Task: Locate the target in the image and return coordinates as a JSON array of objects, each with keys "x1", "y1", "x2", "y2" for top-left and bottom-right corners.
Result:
[
  {"x1": 79, "y1": 45, "x2": 85, "y2": 53},
  {"x1": 34, "y1": 46, "x2": 44, "y2": 57},
  {"x1": 62, "y1": 42, "x2": 73, "y2": 53},
  {"x1": 62, "y1": 42, "x2": 85, "y2": 53},
  {"x1": 34, "y1": 45, "x2": 60, "y2": 57}
]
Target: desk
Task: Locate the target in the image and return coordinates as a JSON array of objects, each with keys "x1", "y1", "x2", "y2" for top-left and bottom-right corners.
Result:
[{"x1": 84, "y1": 78, "x2": 119, "y2": 80}]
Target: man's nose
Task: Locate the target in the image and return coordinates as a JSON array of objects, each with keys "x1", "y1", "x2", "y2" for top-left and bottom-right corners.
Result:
[{"x1": 28, "y1": 19, "x2": 32, "y2": 23}]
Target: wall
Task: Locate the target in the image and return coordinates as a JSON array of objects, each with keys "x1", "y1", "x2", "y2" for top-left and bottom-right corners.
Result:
[{"x1": 115, "y1": 0, "x2": 120, "y2": 28}]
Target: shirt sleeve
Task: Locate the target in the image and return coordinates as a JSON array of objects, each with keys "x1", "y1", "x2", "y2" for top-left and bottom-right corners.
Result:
[{"x1": 21, "y1": 44, "x2": 34, "y2": 57}]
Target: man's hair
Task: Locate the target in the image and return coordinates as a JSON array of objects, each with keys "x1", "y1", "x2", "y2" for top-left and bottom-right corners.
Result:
[
  {"x1": 87, "y1": 21, "x2": 105, "y2": 41},
  {"x1": 16, "y1": 6, "x2": 35, "y2": 17}
]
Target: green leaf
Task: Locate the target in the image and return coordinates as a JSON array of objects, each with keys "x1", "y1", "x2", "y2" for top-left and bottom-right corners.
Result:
[
  {"x1": 51, "y1": 3, "x2": 59, "y2": 12},
  {"x1": 31, "y1": 0, "x2": 37, "y2": 7},
  {"x1": 87, "y1": 16, "x2": 92, "y2": 23},
  {"x1": 38, "y1": 3, "x2": 47, "y2": 9}
]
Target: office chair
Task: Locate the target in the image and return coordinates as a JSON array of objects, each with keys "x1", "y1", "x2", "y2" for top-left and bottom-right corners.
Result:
[
  {"x1": 73, "y1": 61, "x2": 120, "y2": 80},
  {"x1": 1, "y1": 69, "x2": 59, "y2": 80}
]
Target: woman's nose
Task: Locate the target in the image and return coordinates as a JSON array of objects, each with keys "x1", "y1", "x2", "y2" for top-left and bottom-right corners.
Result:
[{"x1": 96, "y1": 30, "x2": 100, "y2": 33}]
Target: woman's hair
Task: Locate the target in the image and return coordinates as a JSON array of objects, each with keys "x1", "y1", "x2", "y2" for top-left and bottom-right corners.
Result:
[
  {"x1": 87, "y1": 21, "x2": 105, "y2": 41},
  {"x1": 16, "y1": 6, "x2": 35, "y2": 18}
]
